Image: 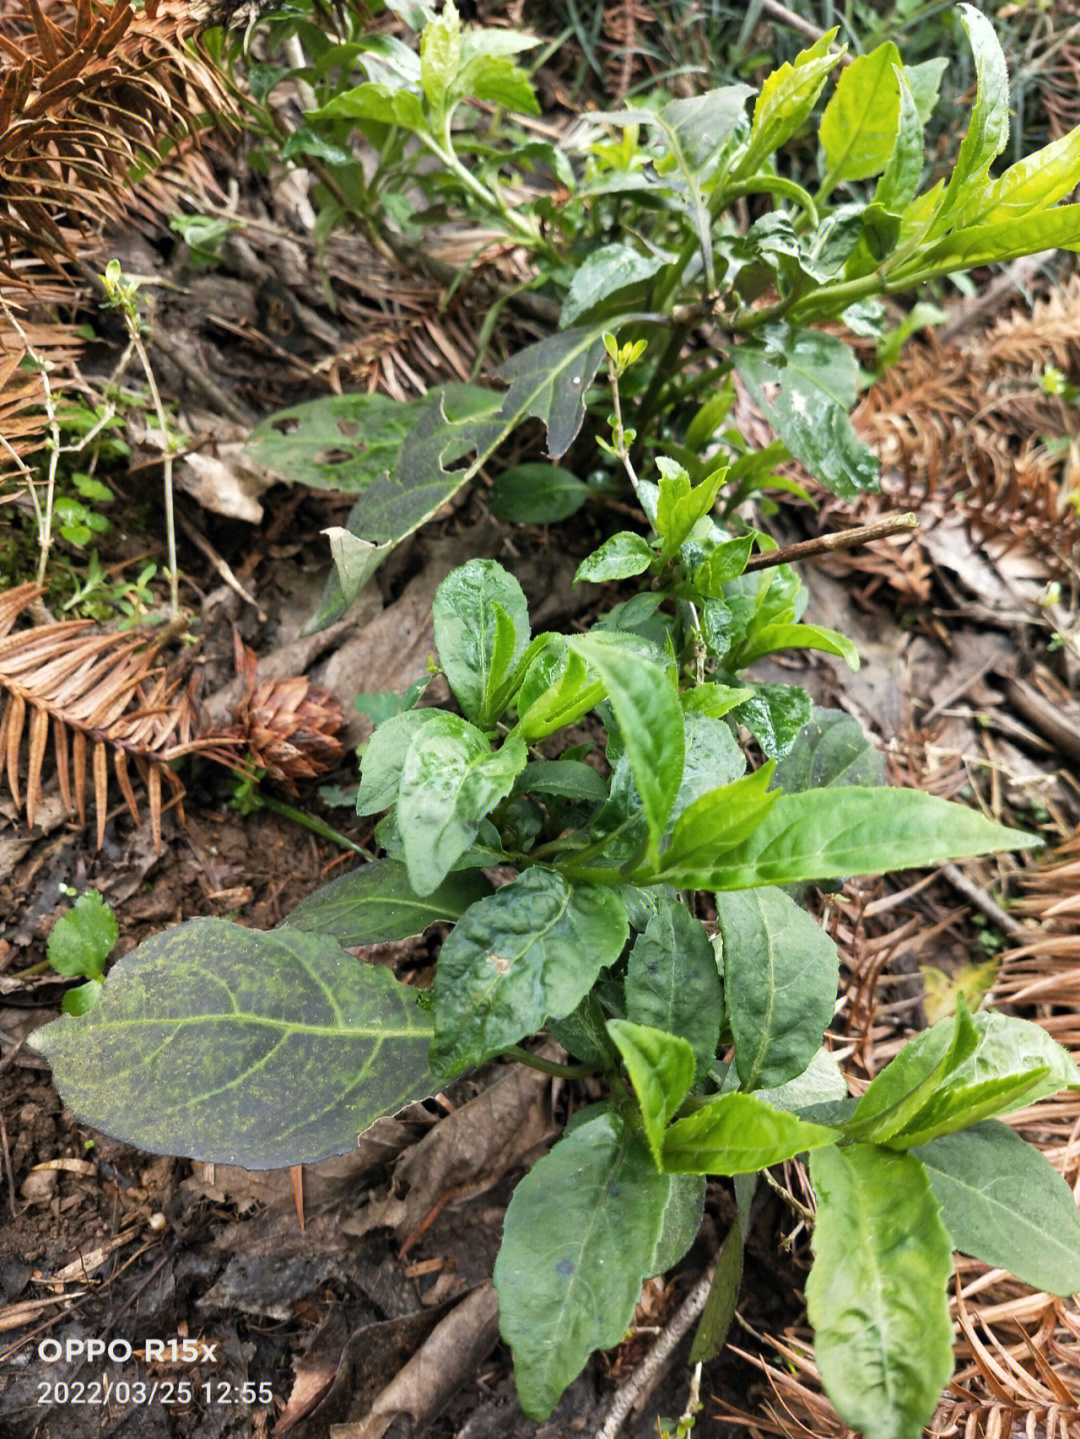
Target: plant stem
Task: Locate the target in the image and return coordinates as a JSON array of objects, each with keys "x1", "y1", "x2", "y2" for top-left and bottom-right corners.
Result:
[
  {"x1": 245, "y1": 788, "x2": 375, "y2": 858},
  {"x1": 123, "y1": 325, "x2": 179, "y2": 621},
  {"x1": 503, "y1": 1046, "x2": 602, "y2": 1079},
  {"x1": 1, "y1": 296, "x2": 61, "y2": 590},
  {"x1": 743, "y1": 512, "x2": 919, "y2": 572}
]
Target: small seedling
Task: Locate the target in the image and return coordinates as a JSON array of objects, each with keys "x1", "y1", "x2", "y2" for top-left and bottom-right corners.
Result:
[{"x1": 46, "y1": 887, "x2": 119, "y2": 1015}]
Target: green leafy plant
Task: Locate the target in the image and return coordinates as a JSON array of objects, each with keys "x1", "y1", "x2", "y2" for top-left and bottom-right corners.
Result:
[
  {"x1": 246, "y1": 2, "x2": 1080, "y2": 628},
  {"x1": 31, "y1": 475, "x2": 1080, "y2": 1436},
  {"x1": 45, "y1": 887, "x2": 119, "y2": 1015}
]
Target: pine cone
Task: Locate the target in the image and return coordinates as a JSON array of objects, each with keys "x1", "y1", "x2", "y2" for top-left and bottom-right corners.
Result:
[{"x1": 230, "y1": 635, "x2": 345, "y2": 792}]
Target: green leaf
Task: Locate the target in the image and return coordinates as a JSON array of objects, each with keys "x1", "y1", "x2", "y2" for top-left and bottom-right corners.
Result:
[
  {"x1": 455, "y1": 53, "x2": 539, "y2": 114},
  {"x1": 807, "y1": 1144, "x2": 954, "y2": 1439},
  {"x1": 493, "y1": 1111, "x2": 671, "y2": 1420},
  {"x1": 624, "y1": 898, "x2": 723, "y2": 1085},
  {"x1": 773, "y1": 706, "x2": 885, "y2": 793},
  {"x1": 715, "y1": 886, "x2": 838, "y2": 1092},
  {"x1": 608, "y1": 1019, "x2": 696, "y2": 1164},
  {"x1": 844, "y1": 1004, "x2": 979, "y2": 1145},
  {"x1": 935, "y1": 4, "x2": 1010, "y2": 228},
  {"x1": 432, "y1": 559, "x2": 531, "y2": 726},
  {"x1": 819, "y1": 42, "x2": 902, "y2": 185},
  {"x1": 61, "y1": 979, "x2": 102, "y2": 1016},
  {"x1": 487, "y1": 463, "x2": 589, "y2": 523},
  {"x1": 513, "y1": 642, "x2": 605, "y2": 742},
  {"x1": 419, "y1": 0, "x2": 460, "y2": 118},
  {"x1": 663, "y1": 1092, "x2": 838, "y2": 1174},
  {"x1": 755, "y1": 1046, "x2": 848, "y2": 1113},
  {"x1": 978, "y1": 124, "x2": 1080, "y2": 223},
  {"x1": 650, "y1": 1174, "x2": 707, "y2": 1275},
  {"x1": 910, "y1": 204, "x2": 1080, "y2": 274},
  {"x1": 731, "y1": 682, "x2": 812, "y2": 761},
  {"x1": 512, "y1": 759, "x2": 608, "y2": 806},
  {"x1": 660, "y1": 84, "x2": 754, "y2": 171},
  {"x1": 738, "y1": 32, "x2": 842, "y2": 178},
  {"x1": 30, "y1": 923, "x2": 437, "y2": 1168},
  {"x1": 680, "y1": 683, "x2": 754, "y2": 720},
  {"x1": 569, "y1": 635, "x2": 684, "y2": 853},
  {"x1": 673, "y1": 714, "x2": 746, "y2": 821},
  {"x1": 874, "y1": 67, "x2": 924, "y2": 213},
  {"x1": 574, "y1": 532, "x2": 654, "y2": 583},
  {"x1": 732, "y1": 326, "x2": 880, "y2": 499},
  {"x1": 733, "y1": 620, "x2": 859, "y2": 671},
  {"x1": 314, "y1": 80, "x2": 428, "y2": 132},
  {"x1": 903, "y1": 57, "x2": 948, "y2": 124},
  {"x1": 358, "y1": 708, "x2": 466, "y2": 816},
  {"x1": 914, "y1": 1121, "x2": 1080, "y2": 1296},
  {"x1": 282, "y1": 858, "x2": 492, "y2": 945},
  {"x1": 399, "y1": 727, "x2": 526, "y2": 895},
  {"x1": 47, "y1": 891, "x2": 117, "y2": 980},
  {"x1": 430, "y1": 869, "x2": 628, "y2": 1077},
  {"x1": 699, "y1": 787, "x2": 1040, "y2": 892},
  {"x1": 690, "y1": 537, "x2": 754, "y2": 597},
  {"x1": 655, "y1": 458, "x2": 726, "y2": 557},
  {"x1": 688, "y1": 1173, "x2": 753, "y2": 1362},
  {"x1": 561, "y1": 243, "x2": 668, "y2": 329},
  {"x1": 490, "y1": 325, "x2": 609, "y2": 460},
  {"x1": 650, "y1": 764, "x2": 779, "y2": 887}
]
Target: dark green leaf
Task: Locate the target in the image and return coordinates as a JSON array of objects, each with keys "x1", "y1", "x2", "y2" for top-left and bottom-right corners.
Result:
[
  {"x1": 398, "y1": 727, "x2": 526, "y2": 895},
  {"x1": 430, "y1": 869, "x2": 628, "y2": 1077},
  {"x1": 283, "y1": 858, "x2": 492, "y2": 945},
  {"x1": 731, "y1": 683, "x2": 813, "y2": 760},
  {"x1": 732, "y1": 327, "x2": 880, "y2": 499},
  {"x1": 569, "y1": 634, "x2": 684, "y2": 852},
  {"x1": 672, "y1": 714, "x2": 746, "y2": 822},
  {"x1": 432, "y1": 559, "x2": 530, "y2": 726},
  {"x1": 755, "y1": 1046, "x2": 847, "y2": 1113},
  {"x1": 773, "y1": 706, "x2": 885, "y2": 793},
  {"x1": 689, "y1": 1173, "x2": 753, "y2": 1362},
  {"x1": 493, "y1": 1112, "x2": 671, "y2": 1419},
  {"x1": 624, "y1": 899, "x2": 722, "y2": 1084},
  {"x1": 715, "y1": 886, "x2": 838, "y2": 1092},
  {"x1": 914, "y1": 1121, "x2": 1080, "y2": 1296},
  {"x1": 358, "y1": 708, "x2": 466, "y2": 816},
  {"x1": 663, "y1": 1092, "x2": 838, "y2": 1173},
  {"x1": 650, "y1": 1174, "x2": 707, "y2": 1275},
  {"x1": 608, "y1": 1018, "x2": 696, "y2": 1164},
  {"x1": 807, "y1": 1144, "x2": 953, "y2": 1439},
  {"x1": 30, "y1": 923, "x2": 436, "y2": 1168},
  {"x1": 561, "y1": 243, "x2": 667, "y2": 328},
  {"x1": 487, "y1": 463, "x2": 589, "y2": 523},
  {"x1": 512, "y1": 759, "x2": 608, "y2": 805}
]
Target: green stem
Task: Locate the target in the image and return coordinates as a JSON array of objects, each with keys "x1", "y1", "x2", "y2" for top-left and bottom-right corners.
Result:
[
  {"x1": 721, "y1": 174, "x2": 820, "y2": 229},
  {"x1": 247, "y1": 789, "x2": 375, "y2": 858},
  {"x1": 503, "y1": 1045, "x2": 603, "y2": 1079}
]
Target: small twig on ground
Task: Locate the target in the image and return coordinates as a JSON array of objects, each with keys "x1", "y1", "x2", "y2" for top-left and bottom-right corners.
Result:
[
  {"x1": 176, "y1": 509, "x2": 265, "y2": 618},
  {"x1": 595, "y1": 1266, "x2": 717, "y2": 1439},
  {"x1": 940, "y1": 863, "x2": 1027, "y2": 943},
  {"x1": 744, "y1": 512, "x2": 918, "y2": 573}
]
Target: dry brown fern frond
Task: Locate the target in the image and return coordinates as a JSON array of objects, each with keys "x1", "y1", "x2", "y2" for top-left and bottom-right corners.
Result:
[
  {"x1": 0, "y1": 306, "x2": 84, "y2": 482},
  {"x1": 0, "y1": 0, "x2": 235, "y2": 277},
  {"x1": 0, "y1": 582, "x2": 238, "y2": 850}
]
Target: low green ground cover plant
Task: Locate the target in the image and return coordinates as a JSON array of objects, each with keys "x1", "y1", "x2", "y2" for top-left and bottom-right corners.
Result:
[
  {"x1": 33, "y1": 443, "x2": 1080, "y2": 1436},
  {"x1": 29, "y1": 8, "x2": 1080, "y2": 1437}
]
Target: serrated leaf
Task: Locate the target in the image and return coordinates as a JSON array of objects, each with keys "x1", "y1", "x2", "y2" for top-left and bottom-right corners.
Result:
[
  {"x1": 715, "y1": 887, "x2": 838, "y2": 1092},
  {"x1": 977, "y1": 124, "x2": 1080, "y2": 223},
  {"x1": 432, "y1": 559, "x2": 530, "y2": 726},
  {"x1": 313, "y1": 80, "x2": 428, "y2": 132},
  {"x1": 514, "y1": 642, "x2": 605, "y2": 742},
  {"x1": 874, "y1": 67, "x2": 924, "y2": 214},
  {"x1": 399, "y1": 727, "x2": 526, "y2": 895},
  {"x1": 908, "y1": 203, "x2": 1080, "y2": 275},
  {"x1": 819, "y1": 42, "x2": 902, "y2": 185},
  {"x1": 575, "y1": 531, "x2": 655, "y2": 583},
  {"x1": 569, "y1": 634, "x2": 684, "y2": 852},
  {"x1": 914, "y1": 1121, "x2": 1080, "y2": 1296},
  {"x1": 698, "y1": 787, "x2": 1039, "y2": 892},
  {"x1": 47, "y1": 891, "x2": 117, "y2": 980},
  {"x1": 935, "y1": 4, "x2": 1010, "y2": 229},
  {"x1": 30, "y1": 922, "x2": 436, "y2": 1168},
  {"x1": 282, "y1": 858, "x2": 492, "y2": 945},
  {"x1": 624, "y1": 898, "x2": 723, "y2": 1085},
  {"x1": 487, "y1": 463, "x2": 589, "y2": 523},
  {"x1": 808, "y1": 1144, "x2": 954, "y2": 1439},
  {"x1": 738, "y1": 32, "x2": 842, "y2": 178},
  {"x1": 773, "y1": 706, "x2": 885, "y2": 793},
  {"x1": 561, "y1": 243, "x2": 667, "y2": 329},
  {"x1": 662, "y1": 1092, "x2": 838, "y2": 1174},
  {"x1": 608, "y1": 1019, "x2": 696, "y2": 1164},
  {"x1": 732, "y1": 326, "x2": 880, "y2": 499},
  {"x1": 430, "y1": 869, "x2": 628, "y2": 1077},
  {"x1": 903, "y1": 57, "x2": 948, "y2": 124},
  {"x1": 493, "y1": 1112, "x2": 670, "y2": 1419}
]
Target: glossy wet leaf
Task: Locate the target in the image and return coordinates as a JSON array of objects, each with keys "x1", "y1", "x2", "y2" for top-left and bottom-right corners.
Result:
[
  {"x1": 47, "y1": 891, "x2": 117, "y2": 979},
  {"x1": 773, "y1": 706, "x2": 885, "y2": 793},
  {"x1": 807, "y1": 1144, "x2": 953, "y2": 1439},
  {"x1": 283, "y1": 858, "x2": 492, "y2": 945},
  {"x1": 432, "y1": 559, "x2": 531, "y2": 726},
  {"x1": 715, "y1": 886, "x2": 838, "y2": 1092},
  {"x1": 31, "y1": 922, "x2": 437, "y2": 1168},
  {"x1": 914, "y1": 1121, "x2": 1080, "y2": 1296},
  {"x1": 493, "y1": 1112, "x2": 670, "y2": 1419},
  {"x1": 731, "y1": 683, "x2": 812, "y2": 761},
  {"x1": 358, "y1": 708, "x2": 468, "y2": 816},
  {"x1": 575, "y1": 532, "x2": 654, "y2": 583},
  {"x1": 398, "y1": 726, "x2": 526, "y2": 895},
  {"x1": 430, "y1": 868, "x2": 628, "y2": 1077}
]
